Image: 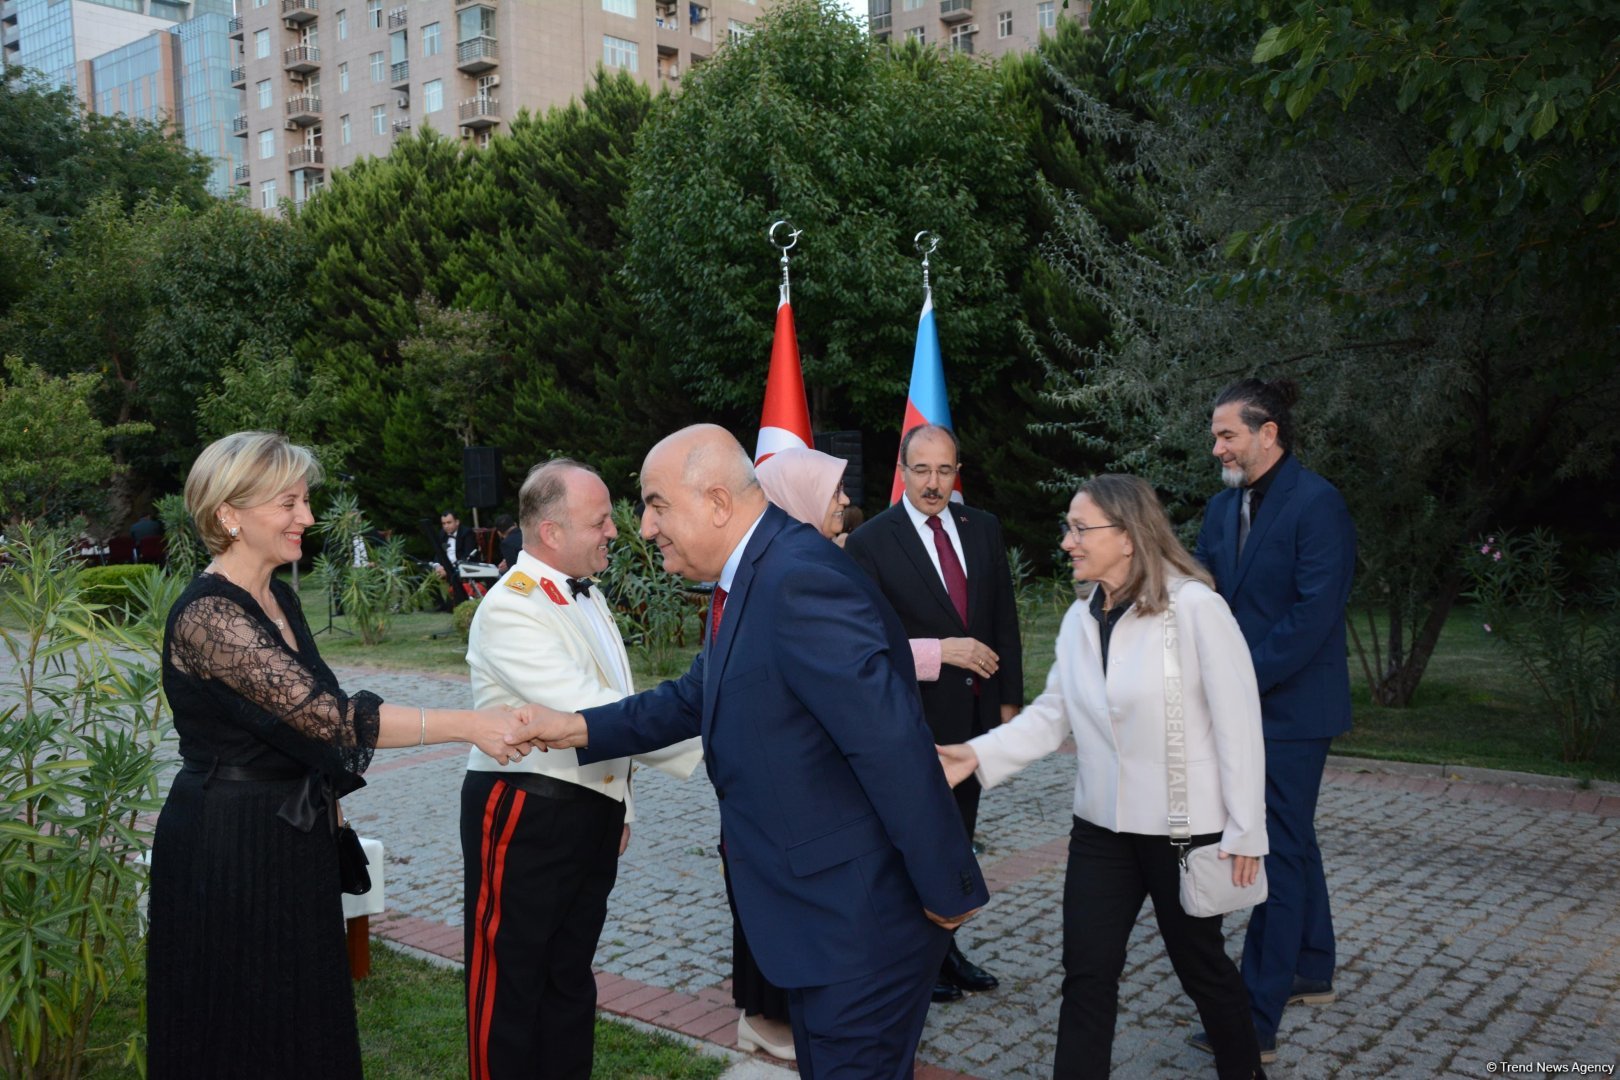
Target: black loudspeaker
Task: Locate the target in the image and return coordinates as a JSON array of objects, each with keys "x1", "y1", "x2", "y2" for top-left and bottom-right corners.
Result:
[
  {"x1": 463, "y1": 446, "x2": 501, "y2": 509},
  {"x1": 814, "y1": 430, "x2": 863, "y2": 506}
]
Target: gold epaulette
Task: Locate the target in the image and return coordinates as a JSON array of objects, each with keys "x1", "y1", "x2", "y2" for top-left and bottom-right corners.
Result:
[{"x1": 504, "y1": 571, "x2": 537, "y2": 596}]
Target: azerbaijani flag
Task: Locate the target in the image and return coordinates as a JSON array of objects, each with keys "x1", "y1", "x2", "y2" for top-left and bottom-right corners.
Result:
[
  {"x1": 753, "y1": 284, "x2": 814, "y2": 465},
  {"x1": 889, "y1": 292, "x2": 957, "y2": 503}
]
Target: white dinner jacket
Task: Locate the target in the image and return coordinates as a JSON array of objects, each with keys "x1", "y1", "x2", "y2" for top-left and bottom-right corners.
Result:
[
  {"x1": 464, "y1": 550, "x2": 701, "y2": 821},
  {"x1": 971, "y1": 577, "x2": 1267, "y2": 856}
]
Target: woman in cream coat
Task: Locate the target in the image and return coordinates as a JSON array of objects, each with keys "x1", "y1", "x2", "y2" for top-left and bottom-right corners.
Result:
[{"x1": 939, "y1": 475, "x2": 1268, "y2": 1079}]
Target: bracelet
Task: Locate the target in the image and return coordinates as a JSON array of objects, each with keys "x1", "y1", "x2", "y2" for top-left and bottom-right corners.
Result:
[{"x1": 418, "y1": 707, "x2": 427, "y2": 747}]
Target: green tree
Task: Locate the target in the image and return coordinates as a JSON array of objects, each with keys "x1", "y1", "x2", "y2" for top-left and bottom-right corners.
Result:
[
  {"x1": 1037, "y1": 1, "x2": 1620, "y2": 705},
  {"x1": 0, "y1": 357, "x2": 150, "y2": 524},
  {"x1": 0, "y1": 63, "x2": 211, "y2": 241},
  {"x1": 622, "y1": 0, "x2": 1034, "y2": 508}
]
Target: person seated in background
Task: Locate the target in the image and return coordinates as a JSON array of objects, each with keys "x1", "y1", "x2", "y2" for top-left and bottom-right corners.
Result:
[
  {"x1": 493, "y1": 513, "x2": 522, "y2": 574},
  {"x1": 130, "y1": 513, "x2": 165, "y2": 543},
  {"x1": 430, "y1": 510, "x2": 478, "y2": 608}
]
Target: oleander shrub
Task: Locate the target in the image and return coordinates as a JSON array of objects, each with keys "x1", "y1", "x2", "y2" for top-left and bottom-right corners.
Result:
[
  {"x1": 0, "y1": 525, "x2": 178, "y2": 1079},
  {"x1": 603, "y1": 499, "x2": 703, "y2": 675},
  {"x1": 77, "y1": 564, "x2": 162, "y2": 619}
]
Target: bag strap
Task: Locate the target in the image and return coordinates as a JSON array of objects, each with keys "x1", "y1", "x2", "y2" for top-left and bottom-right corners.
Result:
[{"x1": 1163, "y1": 588, "x2": 1191, "y2": 852}]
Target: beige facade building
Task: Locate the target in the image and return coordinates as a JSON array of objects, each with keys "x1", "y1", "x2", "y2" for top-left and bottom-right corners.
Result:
[
  {"x1": 867, "y1": 0, "x2": 1088, "y2": 58},
  {"x1": 229, "y1": 0, "x2": 773, "y2": 208}
]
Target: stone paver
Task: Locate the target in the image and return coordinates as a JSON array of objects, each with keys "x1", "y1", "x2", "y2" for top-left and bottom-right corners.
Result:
[{"x1": 185, "y1": 664, "x2": 1620, "y2": 1076}]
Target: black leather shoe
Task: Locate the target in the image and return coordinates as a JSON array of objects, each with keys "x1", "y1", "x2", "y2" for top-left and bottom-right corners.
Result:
[
  {"x1": 931, "y1": 980, "x2": 964, "y2": 1003},
  {"x1": 941, "y1": 942, "x2": 999, "y2": 992}
]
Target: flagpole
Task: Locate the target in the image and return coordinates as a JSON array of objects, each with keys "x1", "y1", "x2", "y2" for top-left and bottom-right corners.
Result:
[
  {"x1": 756, "y1": 220, "x2": 813, "y2": 465},
  {"x1": 914, "y1": 230, "x2": 939, "y2": 303},
  {"x1": 770, "y1": 218, "x2": 801, "y2": 305}
]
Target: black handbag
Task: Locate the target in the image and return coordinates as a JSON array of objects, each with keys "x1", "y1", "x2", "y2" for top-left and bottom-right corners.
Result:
[{"x1": 332, "y1": 798, "x2": 372, "y2": 896}]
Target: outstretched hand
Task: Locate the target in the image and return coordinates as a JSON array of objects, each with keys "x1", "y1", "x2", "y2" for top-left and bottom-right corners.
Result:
[
  {"x1": 935, "y1": 743, "x2": 979, "y2": 789},
  {"x1": 925, "y1": 906, "x2": 979, "y2": 931},
  {"x1": 471, "y1": 706, "x2": 533, "y2": 766},
  {"x1": 505, "y1": 703, "x2": 588, "y2": 751}
]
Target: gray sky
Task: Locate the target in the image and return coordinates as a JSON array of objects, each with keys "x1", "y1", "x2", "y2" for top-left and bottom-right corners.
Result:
[{"x1": 832, "y1": 0, "x2": 866, "y2": 20}]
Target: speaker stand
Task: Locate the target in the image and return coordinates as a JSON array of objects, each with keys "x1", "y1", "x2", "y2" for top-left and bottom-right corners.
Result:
[{"x1": 316, "y1": 583, "x2": 354, "y2": 638}]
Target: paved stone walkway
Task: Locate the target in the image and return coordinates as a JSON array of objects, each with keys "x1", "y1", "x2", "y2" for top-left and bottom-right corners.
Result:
[{"x1": 330, "y1": 666, "x2": 1620, "y2": 1078}]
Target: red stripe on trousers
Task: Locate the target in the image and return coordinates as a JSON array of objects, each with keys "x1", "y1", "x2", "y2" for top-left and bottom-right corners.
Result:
[{"x1": 469, "y1": 782, "x2": 526, "y2": 1080}]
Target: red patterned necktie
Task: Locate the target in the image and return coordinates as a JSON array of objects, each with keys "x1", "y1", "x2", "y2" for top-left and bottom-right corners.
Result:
[
  {"x1": 709, "y1": 585, "x2": 728, "y2": 644},
  {"x1": 926, "y1": 516, "x2": 969, "y2": 626}
]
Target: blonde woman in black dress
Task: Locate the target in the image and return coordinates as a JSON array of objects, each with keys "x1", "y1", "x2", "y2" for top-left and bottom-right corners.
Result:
[{"x1": 146, "y1": 431, "x2": 538, "y2": 1078}]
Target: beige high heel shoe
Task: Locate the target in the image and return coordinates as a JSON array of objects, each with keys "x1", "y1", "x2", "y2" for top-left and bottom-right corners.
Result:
[{"x1": 736, "y1": 1011, "x2": 795, "y2": 1060}]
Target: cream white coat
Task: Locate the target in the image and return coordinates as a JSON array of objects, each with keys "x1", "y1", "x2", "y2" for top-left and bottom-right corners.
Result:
[
  {"x1": 465, "y1": 550, "x2": 701, "y2": 821},
  {"x1": 971, "y1": 577, "x2": 1267, "y2": 856}
]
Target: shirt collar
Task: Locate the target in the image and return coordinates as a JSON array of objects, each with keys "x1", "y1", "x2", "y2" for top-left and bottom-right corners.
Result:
[
  {"x1": 901, "y1": 492, "x2": 956, "y2": 532},
  {"x1": 1248, "y1": 449, "x2": 1290, "y2": 495},
  {"x1": 716, "y1": 510, "x2": 766, "y2": 593}
]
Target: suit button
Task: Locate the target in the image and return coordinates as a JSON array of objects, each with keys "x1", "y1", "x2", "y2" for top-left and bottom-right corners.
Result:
[
  {"x1": 964, "y1": 677, "x2": 973, "y2": 686},
  {"x1": 602, "y1": 775, "x2": 614, "y2": 784}
]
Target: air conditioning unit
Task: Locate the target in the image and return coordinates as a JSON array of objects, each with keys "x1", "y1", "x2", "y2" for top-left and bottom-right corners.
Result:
[
  {"x1": 667, "y1": 65, "x2": 679, "y2": 79},
  {"x1": 396, "y1": 93, "x2": 409, "y2": 109},
  {"x1": 965, "y1": 23, "x2": 978, "y2": 32},
  {"x1": 283, "y1": 119, "x2": 300, "y2": 130},
  {"x1": 287, "y1": 70, "x2": 305, "y2": 83},
  {"x1": 283, "y1": 17, "x2": 299, "y2": 29},
  {"x1": 482, "y1": 74, "x2": 499, "y2": 87}
]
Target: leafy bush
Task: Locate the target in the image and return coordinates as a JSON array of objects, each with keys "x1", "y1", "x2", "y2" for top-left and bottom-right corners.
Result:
[
  {"x1": 603, "y1": 499, "x2": 702, "y2": 674},
  {"x1": 452, "y1": 598, "x2": 480, "y2": 642},
  {"x1": 0, "y1": 525, "x2": 179, "y2": 1078},
  {"x1": 309, "y1": 490, "x2": 441, "y2": 645},
  {"x1": 78, "y1": 564, "x2": 162, "y2": 618},
  {"x1": 1468, "y1": 531, "x2": 1620, "y2": 762},
  {"x1": 154, "y1": 491, "x2": 207, "y2": 581}
]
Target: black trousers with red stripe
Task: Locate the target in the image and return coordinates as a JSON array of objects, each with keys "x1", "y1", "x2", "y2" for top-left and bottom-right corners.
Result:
[{"x1": 461, "y1": 772, "x2": 626, "y2": 1080}]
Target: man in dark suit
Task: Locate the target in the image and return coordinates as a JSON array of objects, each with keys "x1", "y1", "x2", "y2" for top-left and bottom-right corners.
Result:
[
  {"x1": 430, "y1": 509, "x2": 479, "y2": 607},
  {"x1": 506, "y1": 424, "x2": 987, "y2": 1080},
  {"x1": 493, "y1": 512, "x2": 523, "y2": 573},
  {"x1": 1191, "y1": 378, "x2": 1356, "y2": 1065},
  {"x1": 844, "y1": 423, "x2": 1024, "y2": 1001}
]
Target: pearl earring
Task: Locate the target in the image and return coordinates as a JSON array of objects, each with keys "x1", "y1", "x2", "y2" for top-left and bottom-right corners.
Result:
[{"x1": 228, "y1": 526, "x2": 240, "y2": 539}]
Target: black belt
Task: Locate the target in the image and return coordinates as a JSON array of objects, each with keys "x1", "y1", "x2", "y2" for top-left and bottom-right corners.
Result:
[
  {"x1": 496, "y1": 770, "x2": 617, "y2": 804},
  {"x1": 181, "y1": 758, "x2": 305, "y2": 783}
]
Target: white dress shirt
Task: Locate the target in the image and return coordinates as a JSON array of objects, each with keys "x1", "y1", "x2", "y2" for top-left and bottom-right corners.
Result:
[{"x1": 901, "y1": 493, "x2": 968, "y2": 588}]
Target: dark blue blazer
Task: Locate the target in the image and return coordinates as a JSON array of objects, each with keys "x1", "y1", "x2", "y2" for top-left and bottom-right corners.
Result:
[
  {"x1": 578, "y1": 505, "x2": 987, "y2": 988},
  {"x1": 1195, "y1": 455, "x2": 1357, "y2": 742}
]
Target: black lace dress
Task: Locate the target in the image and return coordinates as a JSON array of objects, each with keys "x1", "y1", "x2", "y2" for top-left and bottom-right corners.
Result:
[{"x1": 146, "y1": 573, "x2": 382, "y2": 1079}]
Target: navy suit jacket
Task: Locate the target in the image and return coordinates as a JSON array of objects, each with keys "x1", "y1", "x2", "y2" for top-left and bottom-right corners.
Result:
[
  {"x1": 1195, "y1": 455, "x2": 1356, "y2": 742},
  {"x1": 577, "y1": 505, "x2": 987, "y2": 988}
]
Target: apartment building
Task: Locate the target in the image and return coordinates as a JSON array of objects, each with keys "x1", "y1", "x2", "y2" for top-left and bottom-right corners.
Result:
[
  {"x1": 868, "y1": 0, "x2": 1089, "y2": 57},
  {"x1": 229, "y1": 0, "x2": 774, "y2": 210}
]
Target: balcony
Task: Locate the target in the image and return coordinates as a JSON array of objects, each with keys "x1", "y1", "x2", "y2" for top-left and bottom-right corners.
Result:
[
  {"x1": 227, "y1": 14, "x2": 243, "y2": 36},
  {"x1": 287, "y1": 145, "x2": 325, "y2": 170},
  {"x1": 285, "y1": 94, "x2": 322, "y2": 124},
  {"x1": 229, "y1": 65, "x2": 246, "y2": 86},
  {"x1": 457, "y1": 95, "x2": 498, "y2": 128},
  {"x1": 231, "y1": 113, "x2": 248, "y2": 135},
  {"x1": 455, "y1": 0, "x2": 491, "y2": 6},
  {"x1": 386, "y1": 5, "x2": 406, "y2": 27},
  {"x1": 391, "y1": 118, "x2": 412, "y2": 136},
  {"x1": 939, "y1": 0, "x2": 971, "y2": 22},
  {"x1": 283, "y1": 45, "x2": 320, "y2": 72},
  {"x1": 281, "y1": 0, "x2": 318, "y2": 23},
  {"x1": 1, "y1": 0, "x2": 16, "y2": 23},
  {"x1": 389, "y1": 59, "x2": 409, "y2": 85},
  {"x1": 233, "y1": 162, "x2": 251, "y2": 184},
  {"x1": 454, "y1": 35, "x2": 497, "y2": 73},
  {"x1": 869, "y1": 12, "x2": 890, "y2": 30}
]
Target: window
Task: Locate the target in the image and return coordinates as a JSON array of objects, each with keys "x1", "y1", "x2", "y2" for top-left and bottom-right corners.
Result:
[
  {"x1": 902, "y1": 0, "x2": 923, "y2": 9},
  {"x1": 256, "y1": 79, "x2": 272, "y2": 108},
  {"x1": 389, "y1": 29, "x2": 407, "y2": 63},
  {"x1": 372, "y1": 104, "x2": 386, "y2": 134},
  {"x1": 253, "y1": 0, "x2": 266, "y2": 7},
  {"x1": 423, "y1": 78, "x2": 442, "y2": 113},
  {"x1": 369, "y1": 51, "x2": 385, "y2": 81},
  {"x1": 602, "y1": 0, "x2": 634, "y2": 14},
  {"x1": 421, "y1": 21, "x2": 440, "y2": 56},
  {"x1": 258, "y1": 129, "x2": 274, "y2": 158},
  {"x1": 367, "y1": 0, "x2": 382, "y2": 27},
  {"x1": 337, "y1": 8, "x2": 348, "y2": 39},
  {"x1": 338, "y1": 61, "x2": 349, "y2": 92},
  {"x1": 1037, "y1": 1, "x2": 1055, "y2": 29},
  {"x1": 997, "y1": 10, "x2": 1011, "y2": 37},
  {"x1": 340, "y1": 113, "x2": 351, "y2": 144},
  {"x1": 261, "y1": 180, "x2": 277, "y2": 209},
  {"x1": 905, "y1": 25, "x2": 924, "y2": 42},
  {"x1": 458, "y1": 5, "x2": 494, "y2": 41},
  {"x1": 603, "y1": 34, "x2": 637, "y2": 72},
  {"x1": 949, "y1": 22, "x2": 974, "y2": 52},
  {"x1": 727, "y1": 18, "x2": 750, "y2": 44},
  {"x1": 254, "y1": 28, "x2": 270, "y2": 58}
]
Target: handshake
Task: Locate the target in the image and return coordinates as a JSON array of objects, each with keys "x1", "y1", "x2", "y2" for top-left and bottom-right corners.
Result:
[{"x1": 472, "y1": 704, "x2": 590, "y2": 766}]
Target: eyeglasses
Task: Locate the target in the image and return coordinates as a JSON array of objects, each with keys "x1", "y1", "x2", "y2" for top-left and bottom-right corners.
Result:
[
  {"x1": 906, "y1": 465, "x2": 959, "y2": 481},
  {"x1": 1059, "y1": 520, "x2": 1123, "y2": 542}
]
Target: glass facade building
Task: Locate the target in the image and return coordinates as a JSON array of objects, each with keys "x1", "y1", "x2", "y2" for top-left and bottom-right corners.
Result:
[{"x1": 174, "y1": 11, "x2": 240, "y2": 196}]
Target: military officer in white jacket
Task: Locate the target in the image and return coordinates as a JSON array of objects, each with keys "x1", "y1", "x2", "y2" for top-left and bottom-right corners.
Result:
[
  {"x1": 461, "y1": 459, "x2": 701, "y2": 1080},
  {"x1": 939, "y1": 475, "x2": 1268, "y2": 1080}
]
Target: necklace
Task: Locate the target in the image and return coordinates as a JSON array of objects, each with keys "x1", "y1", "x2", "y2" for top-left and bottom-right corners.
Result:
[{"x1": 209, "y1": 566, "x2": 286, "y2": 631}]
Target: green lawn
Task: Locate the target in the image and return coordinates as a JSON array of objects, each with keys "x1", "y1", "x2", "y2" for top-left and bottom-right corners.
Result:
[
  {"x1": 82, "y1": 945, "x2": 728, "y2": 1080},
  {"x1": 271, "y1": 575, "x2": 1620, "y2": 783}
]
